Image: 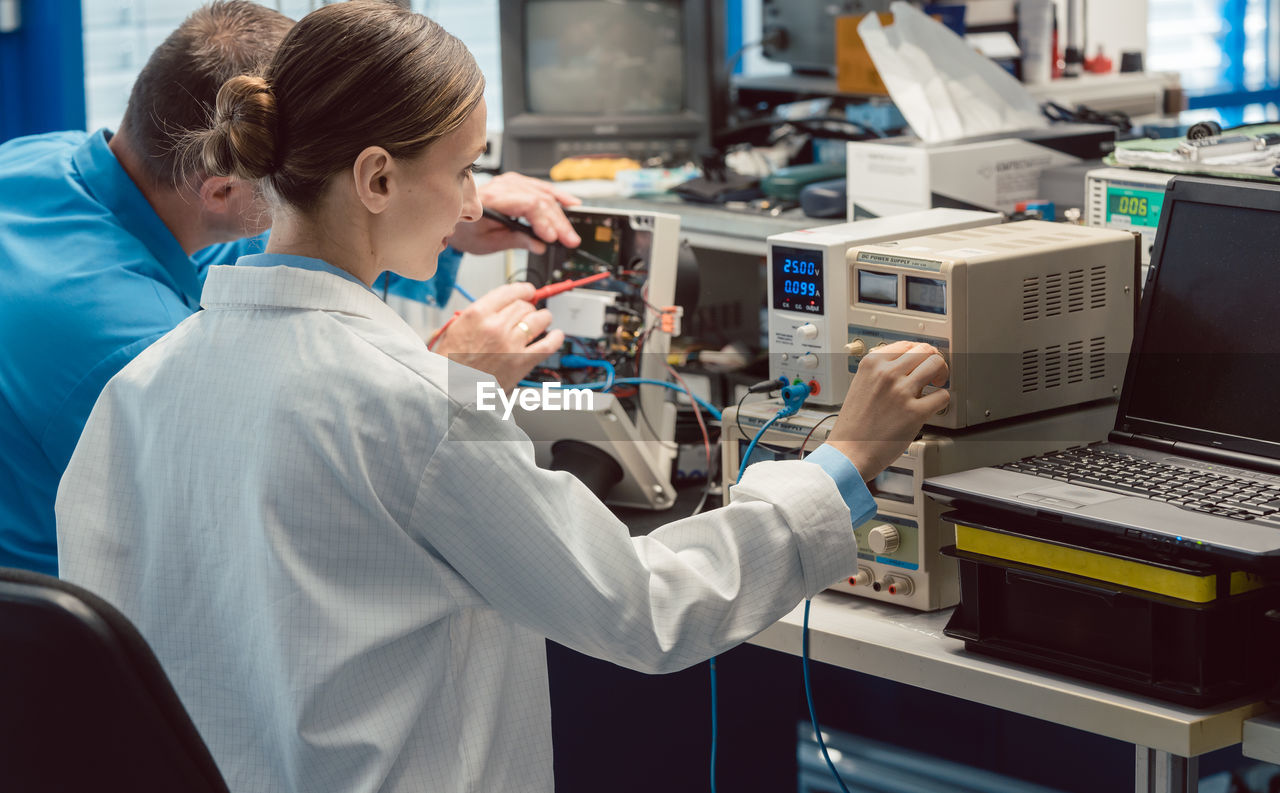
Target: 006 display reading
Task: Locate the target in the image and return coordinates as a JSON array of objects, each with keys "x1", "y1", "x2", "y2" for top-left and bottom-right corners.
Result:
[
  {"x1": 1106, "y1": 186, "x2": 1164, "y2": 228},
  {"x1": 771, "y1": 245, "x2": 825, "y2": 314}
]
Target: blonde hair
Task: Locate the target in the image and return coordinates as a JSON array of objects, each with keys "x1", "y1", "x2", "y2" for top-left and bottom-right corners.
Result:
[{"x1": 188, "y1": 0, "x2": 485, "y2": 210}]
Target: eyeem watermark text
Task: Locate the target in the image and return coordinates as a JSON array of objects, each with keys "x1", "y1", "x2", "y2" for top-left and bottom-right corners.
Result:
[{"x1": 476, "y1": 381, "x2": 595, "y2": 420}]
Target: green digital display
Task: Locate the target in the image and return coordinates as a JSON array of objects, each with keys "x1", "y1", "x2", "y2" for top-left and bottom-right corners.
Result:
[{"x1": 1106, "y1": 186, "x2": 1164, "y2": 228}]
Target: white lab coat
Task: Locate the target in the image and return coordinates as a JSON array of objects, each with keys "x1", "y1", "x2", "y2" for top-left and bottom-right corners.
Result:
[{"x1": 57, "y1": 262, "x2": 863, "y2": 793}]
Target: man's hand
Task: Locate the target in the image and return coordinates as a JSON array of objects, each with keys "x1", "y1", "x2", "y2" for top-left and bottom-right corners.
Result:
[
  {"x1": 826, "y1": 341, "x2": 951, "y2": 481},
  {"x1": 447, "y1": 172, "x2": 583, "y2": 255},
  {"x1": 433, "y1": 282, "x2": 565, "y2": 392}
]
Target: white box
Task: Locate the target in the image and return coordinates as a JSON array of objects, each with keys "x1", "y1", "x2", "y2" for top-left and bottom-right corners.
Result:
[
  {"x1": 847, "y1": 124, "x2": 1116, "y2": 219},
  {"x1": 545, "y1": 289, "x2": 618, "y2": 339}
]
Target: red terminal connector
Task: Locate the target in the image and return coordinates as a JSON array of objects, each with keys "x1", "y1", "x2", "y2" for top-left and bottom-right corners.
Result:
[
  {"x1": 659, "y1": 306, "x2": 683, "y2": 335},
  {"x1": 883, "y1": 575, "x2": 914, "y2": 596}
]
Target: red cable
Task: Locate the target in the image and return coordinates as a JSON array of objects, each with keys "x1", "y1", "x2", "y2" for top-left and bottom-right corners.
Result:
[
  {"x1": 666, "y1": 364, "x2": 711, "y2": 479},
  {"x1": 798, "y1": 413, "x2": 840, "y2": 459},
  {"x1": 426, "y1": 312, "x2": 459, "y2": 351},
  {"x1": 429, "y1": 273, "x2": 610, "y2": 351},
  {"x1": 529, "y1": 271, "x2": 610, "y2": 303}
]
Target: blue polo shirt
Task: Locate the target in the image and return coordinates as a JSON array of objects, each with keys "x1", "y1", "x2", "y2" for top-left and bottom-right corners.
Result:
[
  {"x1": 0, "y1": 129, "x2": 256, "y2": 575},
  {"x1": 0, "y1": 129, "x2": 466, "y2": 576}
]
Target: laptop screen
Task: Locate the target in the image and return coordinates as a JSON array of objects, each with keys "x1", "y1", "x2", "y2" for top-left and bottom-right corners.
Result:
[{"x1": 1118, "y1": 177, "x2": 1280, "y2": 460}]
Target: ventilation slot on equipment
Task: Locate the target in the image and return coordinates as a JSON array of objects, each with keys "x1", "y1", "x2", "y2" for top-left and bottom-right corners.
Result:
[
  {"x1": 1089, "y1": 337, "x2": 1107, "y2": 380},
  {"x1": 1090, "y1": 266, "x2": 1108, "y2": 309},
  {"x1": 1067, "y1": 340, "x2": 1085, "y2": 384},
  {"x1": 1086, "y1": 180, "x2": 1107, "y2": 227},
  {"x1": 1022, "y1": 277, "x2": 1039, "y2": 321},
  {"x1": 1021, "y1": 349, "x2": 1039, "y2": 393},
  {"x1": 1043, "y1": 344, "x2": 1063, "y2": 388},
  {"x1": 1068, "y1": 269, "x2": 1085, "y2": 313},
  {"x1": 1044, "y1": 273, "x2": 1063, "y2": 318}
]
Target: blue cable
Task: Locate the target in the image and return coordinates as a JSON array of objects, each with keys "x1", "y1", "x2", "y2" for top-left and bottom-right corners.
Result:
[
  {"x1": 514, "y1": 375, "x2": 721, "y2": 413},
  {"x1": 710, "y1": 655, "x2": 718, "y2": 793},
  {"x1": 712, "y1": 382, "x2": 812, "y2": 793},
  {"x1": 712, "y1": 413, "x2": 779, "y2": 793},
  {"x1": 733, "y1": 382, "x2": 809, "y2": 484},
  {"x1": 611, "y1": 377, "x2": 723, "y2": 421},
  {"x1": 517, "y1": 379, "x2": 611, "y2": 391},
  {"x1": 803, "y1": 599, "x2": 853, "y2": 793},
  {"x1": 736, "y1": 413, "x2": 782, "y2": 483},
  {"x1": 452, "y1": 283, "x2": 477, "y2": 302},
  {"x1": 744, "y1": 380, "x2": 850, "y2": 792},
  {"x1": 561, "y1": 354, "x2": 615, "y2": 391}
]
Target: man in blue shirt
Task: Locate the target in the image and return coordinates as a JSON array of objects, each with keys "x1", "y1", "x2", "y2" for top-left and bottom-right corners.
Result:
[{"x1": 0, "y1": 1, "x2": 580, "y2": 576}]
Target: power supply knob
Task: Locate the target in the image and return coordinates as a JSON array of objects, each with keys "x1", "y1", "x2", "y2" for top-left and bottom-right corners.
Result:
[
  {"x1": 843, "y1": 339, "x2": 867, "y2": 357},
  {"x1": 798, "y1": 353, "x2": 819, "y2": 370},
  {"x1": 796, "y1": 323, "x2": 819, "y2": 340},
  {"x1": 867, "y1": 524, "x2": 900, "y2": 555}
]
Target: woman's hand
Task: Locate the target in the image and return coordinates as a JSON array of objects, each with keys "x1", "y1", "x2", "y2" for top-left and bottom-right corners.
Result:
[
  {"x1": 825, "y1": 341, "x2": 951, "y2": 481},
  {"x1": 432, "y1": 282, "x2": 565, "y2": 392}
]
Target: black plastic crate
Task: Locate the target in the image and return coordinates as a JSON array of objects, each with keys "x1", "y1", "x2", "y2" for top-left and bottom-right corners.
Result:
[{"x1": 942, "y1": 518, "x2": 1280, "y2": 707}]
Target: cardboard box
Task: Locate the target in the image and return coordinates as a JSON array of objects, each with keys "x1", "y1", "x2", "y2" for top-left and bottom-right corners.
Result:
[
  {"x1": 846, "y1": 123, "x2": 1116, "y2": 219},
  {"x1": 834, "y1": 13, "x2": 892, "y2": 96}
]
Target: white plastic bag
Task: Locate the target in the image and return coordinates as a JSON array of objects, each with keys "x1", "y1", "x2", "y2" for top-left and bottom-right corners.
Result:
[{"x1": 858, "y1": 2, "x2": 1047, "y2": 143}]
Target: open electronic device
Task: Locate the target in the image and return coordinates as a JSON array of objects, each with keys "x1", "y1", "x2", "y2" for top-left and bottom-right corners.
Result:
[{"x1": 510, "y1": 206, "x2": 691, "y2": 510}]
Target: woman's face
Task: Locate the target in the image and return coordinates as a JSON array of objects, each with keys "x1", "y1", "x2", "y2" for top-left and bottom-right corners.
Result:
[{"x1": 384, "y1": 100, "x2": 487, "y2": 281}]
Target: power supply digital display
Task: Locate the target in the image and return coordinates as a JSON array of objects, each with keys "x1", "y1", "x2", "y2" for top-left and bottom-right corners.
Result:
[{"x1": 772, "y1": 245, "x2": 824, "y2": 314}]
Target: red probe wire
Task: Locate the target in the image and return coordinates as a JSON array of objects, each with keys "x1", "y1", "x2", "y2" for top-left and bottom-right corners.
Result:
[
  {"x1": 529, "y1": 270, "x2": 610, "y2": 302},
  {"x1": 426, "y1": 271, "x2": 612, "y2": 351}
]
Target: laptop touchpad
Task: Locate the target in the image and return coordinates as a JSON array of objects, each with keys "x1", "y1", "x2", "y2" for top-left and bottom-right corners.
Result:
[{"x1": 1016, "y1": 485, "x2": 1127, "y2": 509}]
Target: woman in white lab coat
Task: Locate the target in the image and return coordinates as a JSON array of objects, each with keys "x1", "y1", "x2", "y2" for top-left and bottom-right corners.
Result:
[{"x1": 56, "y1": 3, "x2": 950, "y2": 792}]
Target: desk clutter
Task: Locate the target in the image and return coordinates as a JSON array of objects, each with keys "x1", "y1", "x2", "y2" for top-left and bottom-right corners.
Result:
[{"x1": 701, "y1": 173, "x2": 1280, "y2": 711}]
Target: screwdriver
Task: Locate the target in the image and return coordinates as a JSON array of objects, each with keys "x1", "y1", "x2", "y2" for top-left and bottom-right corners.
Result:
[{"x1": 480, "y1": 208, "x2": 615, "y2": 270}]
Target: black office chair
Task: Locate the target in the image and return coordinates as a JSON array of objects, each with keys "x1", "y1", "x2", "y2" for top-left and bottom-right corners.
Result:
[{"x1": 0, "y1": 567, "x2": 231, "y2": 793}]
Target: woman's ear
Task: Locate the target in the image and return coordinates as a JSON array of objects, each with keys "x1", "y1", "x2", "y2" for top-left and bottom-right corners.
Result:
[
  {"x1": 197, "y1": 175, "x2": 238, "y2": 215},
  {"x1": 352, "y1": 146, "x2": 395, "y2": 214}
]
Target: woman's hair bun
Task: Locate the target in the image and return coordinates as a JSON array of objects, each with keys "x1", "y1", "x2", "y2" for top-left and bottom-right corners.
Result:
[{"x1": 202, "y1": 73, "x2": 279, "y2": 180}]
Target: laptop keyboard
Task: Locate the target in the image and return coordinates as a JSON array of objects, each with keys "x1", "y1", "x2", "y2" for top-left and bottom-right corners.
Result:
[{"x1": 999, "y1": 447, "x2": 1280, "y2": 521}]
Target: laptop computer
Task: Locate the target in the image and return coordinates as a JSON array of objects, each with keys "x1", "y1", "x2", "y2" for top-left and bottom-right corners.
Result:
[{"x1": 924, "y1": 175, "x2": 1280, "y2": 561}]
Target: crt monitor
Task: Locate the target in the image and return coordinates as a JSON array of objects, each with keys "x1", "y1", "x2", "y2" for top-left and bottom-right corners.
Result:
[{"x1": 498, "y1": 0, "x2": 725, "y2": 176}]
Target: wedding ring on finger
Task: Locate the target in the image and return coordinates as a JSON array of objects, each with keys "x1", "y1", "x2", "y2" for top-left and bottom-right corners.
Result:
[{"x1": 515, "y1": 320, "x2": 532, "y2": 340}]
